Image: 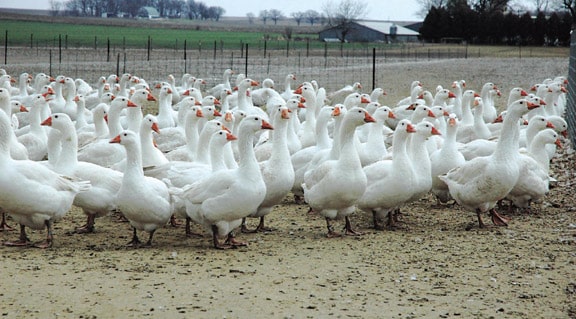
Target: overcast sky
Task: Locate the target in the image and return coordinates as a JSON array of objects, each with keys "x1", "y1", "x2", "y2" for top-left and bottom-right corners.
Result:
[{"x1": 0, "y1": 0, "x2": 423, "y2": 21}]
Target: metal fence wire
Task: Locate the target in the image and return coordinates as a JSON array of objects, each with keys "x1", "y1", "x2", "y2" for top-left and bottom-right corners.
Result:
[
  {"x1": 1, "y1": 42, "x2": 520, "y2": 95},
  {"x1": 567, "y1": 31, "x2": 576, "y2": 147}
]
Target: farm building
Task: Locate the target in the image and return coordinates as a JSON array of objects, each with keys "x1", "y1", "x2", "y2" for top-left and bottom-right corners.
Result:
[
  {"x1": 138, "y1": 6, "x2": 160, "y2": 19},
  {"x1": 319, "y1": 21, "x2": 420, "y2": 43}
]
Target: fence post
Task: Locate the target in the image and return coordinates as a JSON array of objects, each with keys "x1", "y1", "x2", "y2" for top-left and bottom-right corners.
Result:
[
  {"x1": 116, "y1": 53, "x2": 120, "y2": 76},
  {"x1": 107, "y1": 37, "x2": 110, "y2": 62},
  {"x1": 58, "y1": 34, "x2": 62, "y2": 64},
  {"x1": 324, "y1": 42, "x2": 328, "y2": 69},
  {"x1": 4, "y1": 30, "x2": 7, "y2": 65},
  {"x1": 30, "y1": 33, "x2": 33, "y2": 49},
  {"x1": 49, "y1": 49, "x2": 52, "y2": 76},
  {"x1": 213, "y1": 40, "x2": 217, "y2": 59},
  {"x1": 147, "y1": 36, "x2": 151, "y2": 61},
  {"x1": 184, "y1": 39, "x2": 187, "y2": 74},
  {"x1": 372, "y1": 47, "x2": 376, "y2": 91},
  {"x1": 263, "y1": 40, "x2": 267, "y2": 58},
  {"x1": 244, "y1": 43, "x2": 248, "y2": 76}
]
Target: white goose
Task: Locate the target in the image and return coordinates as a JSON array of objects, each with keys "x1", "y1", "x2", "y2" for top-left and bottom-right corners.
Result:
[
  {"x1": 439, "y1": 99, "x2": 539, "y2": 228},
  {"x1": 155, "y1": 84, "x2": 177, "y2": 129},
  {"x1": 154, "y1": 96, "x2": 202, "y2": 153},
  {"x1": 302, "y1": 107, "x2": 375, "y2": 237},
  {"x1": 110, "y1": 130, "x2": 173, "y2": 247},
  {"x1": 77, "y1": 103, "x2": 110, "y2": 149},
  {"x1": 41, "y1": 113, "x2": 122, "y2": 234},
  {"x1": 146, "y1": 127, "x2": 234, "y2": 188},
  {"x1": 0, "y1": 109, "x2": 90, "y2": 248},
  {"x1": 290, "y1": 105, "x2": 335, "y2": 204},
  {"x1": 177, "y1": 114, "x2": 273, "y2": 249},
  {"x1": 0, "y1": 88, "x2": 28, "y2": 160},
  {"x1": 505, "y1": 128, "x2": 560, "y2": 213},
  {"x1": 165, "y1": 105, "x2": 204, "y2": 162},
  {"x1": 357, "y1": 119, "x2": 416, "y2": 229},
  {"x1": 406, "y1": 120, "x2": 442, "y2": 204},
  {"x1": 280, "y1": 73, "x2": 297, "y2": 101},
  {"x1": 60, "y1": 77, "x2": 78, "y2": 120},
  {"x1": 17, "y1": 93, "x2": 50, "y2": 161},
  {"x1": 123, "y1": 88, "x2": 155, "y2": 133},
  {"x1": 430, "y1": 114, "x2": 466, "y2": 205},
  {"x1": 73, "y1": 94, "x2": 92, "y2": 132},
  {"x1": 358, "y1": 105, "x2": 395, "y2": 167},
  {"x1": 546, "y1": 115, "x2": 568, "y2": 159},
  {"x1": 48, "y1": 76, "x2": 66, "y2": 115},
  {"x1": 235, "y1": 78, "x2": 269, "y2": 122},
  {"x1": 147, "y1": 129, "x2": 238, "y2": 237},
  {"x1": 112, "y1": 114, "x2": 169, "y2": 171},
  {"x1": 327, "y1": 81, "x2": 362, "y2": 105},
  {"x1": 479, "y1": 82, "x2": 499, "y2": 123},
  {"x1": 396, "y1": 80, "x2": 423, "y2": 106},
  {"x1": 77, "y1": 96, "x2": 135, "y2": 168},
  {"x1": 207, "y1": 68, "x2": 234, "y2": 97},
  {"x1": 242, "y1": 106, "x2": 294, "y2": 233},
  {"x1": 456, "y1": 97, "x2": 492, "y2": 143}
]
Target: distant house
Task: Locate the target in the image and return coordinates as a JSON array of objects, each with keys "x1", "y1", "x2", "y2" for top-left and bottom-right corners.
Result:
[
  {"x1": 138, "y1": 6, "x2": 160, "y2": 19},
  {"x1": 319, "y1": 21, "x2": 420, "y2": 43}
]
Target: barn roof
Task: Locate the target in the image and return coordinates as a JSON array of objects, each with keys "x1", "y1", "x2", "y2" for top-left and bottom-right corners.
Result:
[{"x1": 356, "y1": 21, "x2": 420, "y2": 36}]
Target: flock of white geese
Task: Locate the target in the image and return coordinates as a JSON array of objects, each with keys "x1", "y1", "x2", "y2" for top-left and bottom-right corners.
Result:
[{"x1": 0, "y1": 68, "x2": 568, "y2": 249}]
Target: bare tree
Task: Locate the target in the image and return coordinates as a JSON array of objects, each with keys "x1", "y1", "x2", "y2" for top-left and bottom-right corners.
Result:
[
  {"x1": 304, "y1": 9, "x2": 320, "y2": 25},
  {"x1": 49, "y1": 0, "x2": 62, "y2": 16},
  {"x1": 259, "y1": 9, "x2": 269, "y2": 24},
  {"x1": 208, "y1": 6, "x2": 225, "y2": 21},
  {"x1": 269, "y1": 9, "x2": 284, "y2": 25},
  {"x1": 472, "y1": 0, "x2": 510, "y2": 14},
  {"x1": 246, "y1": 12, "x2": 255, "y2": 24},
  {"x1": 322, "y1": 0, "x2": 368, "y2": 25},
  {"x1": 532, "y1": 0, "x2": 551, "y2": 11},
  {"x1": 415, "y1": 0, "x2": 448, "y2": 18},
  {"x1": 291, "y1": 11, "x2": 305, "y2": 25},
  {"x1": 322, "y1": 0, "x2": 368, "y2": 42},
  {"x1": 560, "y1": 0, "x2": 576, "y2": 27}
]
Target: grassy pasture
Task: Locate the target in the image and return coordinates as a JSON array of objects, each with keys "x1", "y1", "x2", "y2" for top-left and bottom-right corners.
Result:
[{"x1": 1, "y1": 20, "x2": 281, "y2": 49}]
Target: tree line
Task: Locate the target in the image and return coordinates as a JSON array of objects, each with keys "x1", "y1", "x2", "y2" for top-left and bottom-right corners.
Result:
[
  {"x1": 50, "y1": 0, "x2": 225, "y2": 20},
  {"x1": 418, "y1": 0, "x2": 573, "y2": 46}
]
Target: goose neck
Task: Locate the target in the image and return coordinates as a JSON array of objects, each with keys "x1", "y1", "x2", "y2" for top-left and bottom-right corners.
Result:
[
  {"x1": 55, "y1": 126, "x2": 79, "y2": 170},
  {"x1": 493, "y1": 110, "x2": 522, "y2": 161}
]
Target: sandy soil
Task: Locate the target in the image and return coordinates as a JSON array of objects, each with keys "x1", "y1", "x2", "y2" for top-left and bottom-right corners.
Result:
[{"x1": 1, "y1": 57, "x2": 575, "y2": 319}]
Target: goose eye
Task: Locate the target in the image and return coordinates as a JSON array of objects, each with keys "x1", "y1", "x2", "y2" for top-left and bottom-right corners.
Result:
[
  {"x1": 123, "y1": 133, "x2": 127, "y2": 137},
  {"x1": 54, "y1": 115, "x2": 59, "y2": 118}
]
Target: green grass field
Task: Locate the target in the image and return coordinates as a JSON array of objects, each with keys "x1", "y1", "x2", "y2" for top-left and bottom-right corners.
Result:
[{"x1": 1, "y1": 20, "x2": 285, "y2": 49}]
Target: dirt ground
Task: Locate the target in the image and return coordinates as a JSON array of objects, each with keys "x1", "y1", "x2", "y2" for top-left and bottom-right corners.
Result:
[{"x1": 0, "y1": 57, "x2": 575, "y2": 319}]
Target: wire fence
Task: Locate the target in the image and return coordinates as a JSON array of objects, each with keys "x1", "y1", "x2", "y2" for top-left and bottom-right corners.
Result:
[
  {"x1": 0, "y1": 40, "x2": 561, "y2": 95},
  {"x1": 567, "y1": 31, "x2": 576, "y2": 147}
]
